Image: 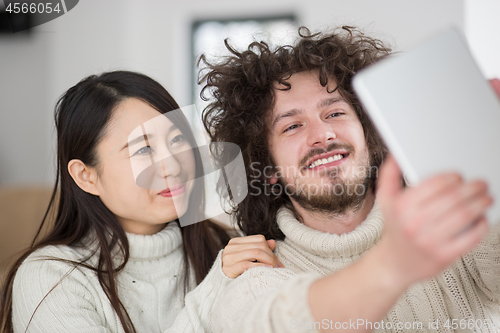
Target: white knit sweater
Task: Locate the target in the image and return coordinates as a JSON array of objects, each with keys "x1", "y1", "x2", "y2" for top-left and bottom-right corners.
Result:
[
  {"x1": 12, "y1": 222, "x2": 230, "y2": 333},
  {"x1": 209, "y1": 204, "x2": 500, "y2": 333}
]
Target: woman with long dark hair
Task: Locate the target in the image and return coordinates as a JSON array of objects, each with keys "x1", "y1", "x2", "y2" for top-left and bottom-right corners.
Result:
[{"x1": 0, "y1": 71, "x2": 281, "y2": 333}]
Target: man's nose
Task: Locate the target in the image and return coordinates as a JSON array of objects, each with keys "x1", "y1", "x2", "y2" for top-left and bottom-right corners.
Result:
[{"x1": 306, "y1": 118, "x2": 336, "y2": 147}]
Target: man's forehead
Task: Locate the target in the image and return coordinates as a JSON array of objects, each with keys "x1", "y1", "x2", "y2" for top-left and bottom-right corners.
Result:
[{"x1": 271, "y1": 73, "x2": 343, "y2": 116}]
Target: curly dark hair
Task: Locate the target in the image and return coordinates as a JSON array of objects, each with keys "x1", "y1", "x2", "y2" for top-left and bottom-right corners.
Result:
[{"x1": 200, "y1": 26, "x2": 391, "y2": 240}]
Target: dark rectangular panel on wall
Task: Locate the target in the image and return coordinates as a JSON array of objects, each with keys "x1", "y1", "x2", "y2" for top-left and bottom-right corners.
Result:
[{"x1": 0, "y1": 10, "x2": 32, "y2": 33}]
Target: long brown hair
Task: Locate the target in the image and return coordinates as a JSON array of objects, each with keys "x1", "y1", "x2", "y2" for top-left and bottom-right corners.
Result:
[
  {"x1": 0, "y1": 71, "x2": 230, "y2": 333},
  {"x1": 200, "y1": 26, "x2": 390, "y2": 240}
]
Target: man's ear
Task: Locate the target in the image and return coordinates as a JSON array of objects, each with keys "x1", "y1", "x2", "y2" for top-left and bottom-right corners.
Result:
[
  {"x1": 269, "y1": 174, "x2": 278, "y2": 185},
  {"x1": 68, "y1": 159, "x2": 100, "y2": 196}
]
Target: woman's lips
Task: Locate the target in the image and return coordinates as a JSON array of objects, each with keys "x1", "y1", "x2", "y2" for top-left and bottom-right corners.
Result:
[{"x1": 158, "y1": 184, "x2": 186, "y2": 197}]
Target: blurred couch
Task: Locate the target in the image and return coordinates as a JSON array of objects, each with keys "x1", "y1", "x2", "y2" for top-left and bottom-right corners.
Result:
[{"x1": 0, "y1": 187, "x2": 53, "y2": 285}]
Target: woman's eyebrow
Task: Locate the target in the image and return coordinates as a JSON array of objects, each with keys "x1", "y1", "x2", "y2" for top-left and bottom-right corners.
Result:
[
  {"x1": 122, "y1": 121, "x2": 179, "y2": 151},
  {"x1": 122, "y1": 133, "x2": 155, "y2": 151}
]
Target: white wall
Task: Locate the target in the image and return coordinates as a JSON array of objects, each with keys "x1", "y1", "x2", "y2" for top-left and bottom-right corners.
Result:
[
  {"x1": 0, "y1": 0, "x2": 466, "y2": 186},
  {"x1": 170, "y1": 0, "x2": 465, "y2": 106},
  {"x1": 0, "y1": 31, "x2": 51, "y2": 185},
  {"x1": 1, "y1": 0, "x2": 178, "y2": 186}
]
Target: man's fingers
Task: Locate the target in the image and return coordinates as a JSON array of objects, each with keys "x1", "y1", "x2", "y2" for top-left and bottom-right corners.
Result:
[
  {"x1": 414, "y1": 180, "x2": 489, "y2": 233},
  {"x1": 405, "y1": 173, "x2": 462, "y2": 208},
  {"x1": 376, "y1": 155, "x2": 403, "y2": 204},
  {"x1": 437, "y1": 217, "x2": 489, "y2": 262},
  {"x1": 267, "y1": 239, "x2": 277, "y2": 251},
  {"x1": 433, "y1": 192, "x2": 493, "y2": 240}
]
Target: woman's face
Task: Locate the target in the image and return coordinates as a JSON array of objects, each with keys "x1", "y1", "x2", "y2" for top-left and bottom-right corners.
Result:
[{"x1": 92, "y1": 98, "x2": 196, "y2": 235}]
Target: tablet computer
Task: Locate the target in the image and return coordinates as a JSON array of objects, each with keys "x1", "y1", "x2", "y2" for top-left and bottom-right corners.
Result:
[{"x1": 352, "y1": 26, "x2": 500, "y2": 224}]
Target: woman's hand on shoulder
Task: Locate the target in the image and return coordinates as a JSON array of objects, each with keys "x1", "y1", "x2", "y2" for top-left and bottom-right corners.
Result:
[{"x1": 222, "y1": 235, "x2": 284, "y2": 278}]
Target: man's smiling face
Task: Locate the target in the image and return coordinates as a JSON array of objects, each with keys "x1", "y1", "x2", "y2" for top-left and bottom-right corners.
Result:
[{"x1": 268, "y1": 70, "x2": 374, "y2": 214}]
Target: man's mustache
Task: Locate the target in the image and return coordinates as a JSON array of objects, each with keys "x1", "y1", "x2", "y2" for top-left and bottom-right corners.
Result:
[{"x1": 299, "y1": 142, "x2": 355, "y2": 168}]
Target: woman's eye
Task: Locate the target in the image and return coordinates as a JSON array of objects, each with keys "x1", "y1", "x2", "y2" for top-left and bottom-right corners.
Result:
[
  {"x1": 283, "y1": 124, "x2": 300, "y2": 133},
  {"x1": 171, "y1": 134, "x2": 185, "y2": 145},
  {"x1": 133, "y1": 146, "x2": 153, "y2": 156}
]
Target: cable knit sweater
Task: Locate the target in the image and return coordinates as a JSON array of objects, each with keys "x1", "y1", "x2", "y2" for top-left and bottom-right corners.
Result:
[
  {"x1": 12, "y1": 222, "x2": 230, "y2": 333},
  {"x1": 209, "y1": 203, "x2": 500, "y2": 333}
]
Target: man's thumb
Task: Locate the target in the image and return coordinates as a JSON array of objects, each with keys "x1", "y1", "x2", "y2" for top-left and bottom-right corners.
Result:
[{"x1": 377, "y1": 155, "x2": 403, "y2": 203}]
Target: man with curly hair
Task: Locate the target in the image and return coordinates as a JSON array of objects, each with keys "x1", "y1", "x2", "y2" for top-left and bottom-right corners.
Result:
[{"x1": 191, "y1": 27, "x2": 499, "y2": 332}]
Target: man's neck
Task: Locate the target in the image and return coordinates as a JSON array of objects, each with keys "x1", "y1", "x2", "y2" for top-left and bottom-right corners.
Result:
[{"x1": 291, "y1": 191, "x2": 376, "y2": 235}]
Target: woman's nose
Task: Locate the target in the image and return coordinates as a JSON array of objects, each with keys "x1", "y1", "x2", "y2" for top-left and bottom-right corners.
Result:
[{"x1": 157, "y1": 149, "x2": 181, "y2": 179}]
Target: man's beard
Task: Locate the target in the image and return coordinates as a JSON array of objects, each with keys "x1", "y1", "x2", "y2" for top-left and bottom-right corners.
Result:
[{"x1": 280, "y1": 144, "x2": 376, "y2": 216}]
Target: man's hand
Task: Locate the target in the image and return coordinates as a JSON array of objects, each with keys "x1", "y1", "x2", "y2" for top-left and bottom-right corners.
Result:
[
  {"x1": 376, "y1": 155, "x2": 492, "y2": 287},
  {"x1": 222, "y1": 235, "x2": 284, "y2": 278}
]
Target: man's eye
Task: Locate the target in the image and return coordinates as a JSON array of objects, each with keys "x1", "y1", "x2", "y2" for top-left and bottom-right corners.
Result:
[
  {"x1": 171, "y1": 134, "x2": 185, "y2": 145},
  {"x1": 133, "y1": 146, "x2": 153, "y2": 156},
  {"x1": 327, "y1": 112, "x2": 344, "y2": 118},
  {"x1": 283, "y1": 124, "x2": 300, "y2": 133}
]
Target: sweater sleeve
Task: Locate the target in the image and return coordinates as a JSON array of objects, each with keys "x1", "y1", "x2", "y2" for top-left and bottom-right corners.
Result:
[
  {"x1": 164, "y1": 250, "x2": 233, "y2": 333},
  {"x1": 12, "y1": 248, "x2": 114, "y2": 333},
  {"x1": 210, "y1": 267, "x2": 321, "y2": 333},
  {"x1": 462, "y1": 221, "x2": 500, "y2": 302}
]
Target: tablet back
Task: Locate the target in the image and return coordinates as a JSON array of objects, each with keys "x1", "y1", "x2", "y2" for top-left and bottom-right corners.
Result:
[{"x1": 352, "y1": 27, "x2": 500, "y2": 224}]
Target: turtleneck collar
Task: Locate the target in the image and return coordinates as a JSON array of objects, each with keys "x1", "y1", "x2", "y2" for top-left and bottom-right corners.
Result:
[
  {"x1": 125, "y1": 221, "x2": 183, "y2": 260},
  {"x1": 277, "y1": 202, "x2": 384, "y2": 259}
]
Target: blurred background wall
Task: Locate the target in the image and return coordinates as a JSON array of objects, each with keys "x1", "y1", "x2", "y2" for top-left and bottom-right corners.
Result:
[
  {"x1": 2, "y1": 0, "x2": 499, "y2": 188},
  {"x1": 3, "y1": 0, "x2": 496, "y2": 188}
]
